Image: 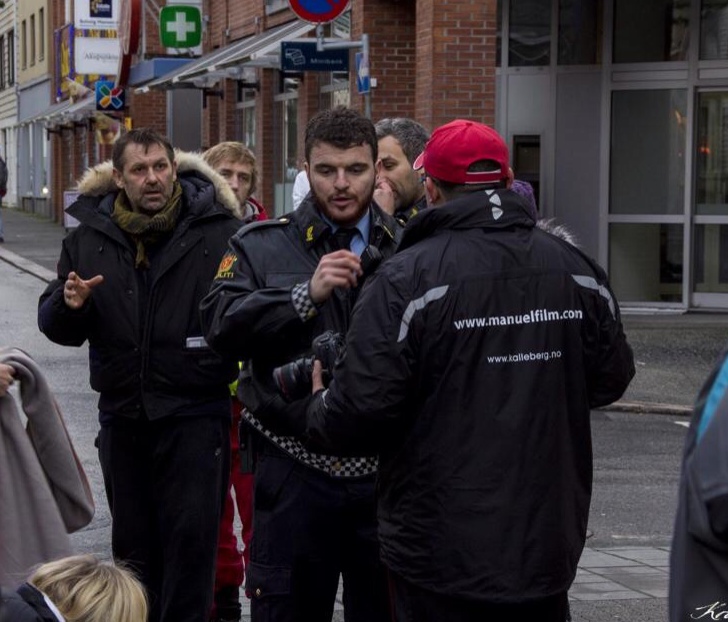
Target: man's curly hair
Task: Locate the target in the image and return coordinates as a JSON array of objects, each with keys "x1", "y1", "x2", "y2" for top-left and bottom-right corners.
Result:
[{"x1": 304, "y1": 106, "x2": 377, "y2": 164}]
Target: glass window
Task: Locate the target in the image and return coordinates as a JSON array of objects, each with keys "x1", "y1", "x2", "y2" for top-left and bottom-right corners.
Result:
[
  {"x1": 264, "y1": 0, "x2": 288, "y2": 15},
  {"x1": 236, "y1": 85, "x2": 256, "y2": 152},
  {"x1": 513, "y1": 135, "x2": 541, "y2": 208},
  {"x1": 30, "y1": 14, "x2": 35, "y2": 66},
  {"x1": 509, "y1": 0, "x2": 551, "y2": 67},
  {"x1": 39, "y1": 8, "x2": 44, "y2": 61},
  {"x1": 610, "y1": 89, "x2": 687, "y2": 215},
  {"x1": 696, "y1": 92, "x2": 728, "y2": 215},
  {"x1": 320, "y1": 72, "x2": 350, "y2": 109},
  {"x1": 701, "y1": 0, "x2": 728, "y2": 59},
  {"x1": 8, "y1": 29, "x2": 14, "y2": 85},
  {"x1": 21, "y1": 20, "x2": 26, "y2": 69},
  {"x1": 613, "y1": 0, "x2": 690, "y2": 63},
  {"x1": 558, "y1": 0, "x2": 602, "y2": 65},
  {"x1": 694, "y1": 224, "x2": 728, "y2": 292},
  {"x1": 609, "y1": 223, "x2": 683, "y2": 302},
  {"x1": 273, "y1": 76, "x2": 300, "y2": 216},
  {"x1": 284, "y1": 98, "x2": 298, "y2": 184},
  {"x1": 0, "y1": 35, "x2": 5, "y2": 89}
]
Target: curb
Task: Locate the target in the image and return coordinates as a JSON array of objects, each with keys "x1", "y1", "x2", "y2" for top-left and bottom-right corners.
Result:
[
  {"x1": 601, "y1": 400, "x2": 692, "y2": 416},
  {"x1": 0, "y1": 247, "x2": 56, "y2": 283}
]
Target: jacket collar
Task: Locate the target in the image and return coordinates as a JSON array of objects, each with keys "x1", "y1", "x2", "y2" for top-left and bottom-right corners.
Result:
[
  {"x1": 394, "y1": 193, "x2": 428, "y2": 225},
  {"x1": 294, "y1": 195, "x2": 398, "y2": 251},
  {"x1": 16, "y1": 583, "x2": 66, "y2": 622},
  {"x1": 74, "y1": 150, "x2": 241, "y2": 218},
  {"x1": 398, "y1": 188, "x2": 535, "y2": 252}
]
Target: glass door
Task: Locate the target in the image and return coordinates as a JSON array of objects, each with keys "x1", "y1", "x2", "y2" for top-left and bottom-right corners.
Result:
[{"x1": 692, "y1": 90, "x2": 728, "y2": 307}]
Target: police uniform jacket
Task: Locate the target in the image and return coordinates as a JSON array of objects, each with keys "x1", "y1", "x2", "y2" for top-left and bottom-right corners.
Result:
[
  {"x1": 37, "y1": 153, "x2": 241, "y2": 420},
  {"x1": 200, "y1": 195, "x2": 400, "y2": 477},
  {"x1": 305, "y1": 189, "x2": 635, "y2": 602}
]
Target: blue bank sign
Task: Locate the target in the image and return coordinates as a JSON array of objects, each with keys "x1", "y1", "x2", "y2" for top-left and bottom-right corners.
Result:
[{"x1": 281, "y1": 41, "x2": 349, "y2": 72}]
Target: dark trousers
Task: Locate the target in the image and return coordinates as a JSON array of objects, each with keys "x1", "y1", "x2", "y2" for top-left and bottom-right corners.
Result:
[
  {"x1": 98, "y1": 414, "x2": 230, "y2": 622},
  {"x1": 388, "y1": 571, "x2": 570, "y2": 622},
  {"x1": 248, "y1": 444, "x2": 389, "y2": 622}
]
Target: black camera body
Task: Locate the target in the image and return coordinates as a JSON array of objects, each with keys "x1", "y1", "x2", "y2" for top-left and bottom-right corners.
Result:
[{"x1": 272, "y1": 330, "x2": 346, "y2": 402}]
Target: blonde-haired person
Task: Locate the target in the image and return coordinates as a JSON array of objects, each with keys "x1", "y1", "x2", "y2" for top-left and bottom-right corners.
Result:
[
  {"x1": 0, "y1": 555, "x2": 148, "y2": 622},
  {"x1": 202, "y1": 141, "x2": 266, "y2": 621},
  {"x1": 203, "y1": 142, "x2": 266, "y2": 224}
]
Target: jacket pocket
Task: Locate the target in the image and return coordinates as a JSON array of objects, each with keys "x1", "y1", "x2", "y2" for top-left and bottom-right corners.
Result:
[{"x1": 246, "y1": 561, "x2": 292, "y2": 619}]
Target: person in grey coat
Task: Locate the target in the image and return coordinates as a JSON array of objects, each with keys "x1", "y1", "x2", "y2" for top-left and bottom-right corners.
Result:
[
  {"x1": 670, "y1": 345, "x2": 728, "y2": 621},
  {"x1": 0, "y1": 347, "x2": 94, "y2": 589}
]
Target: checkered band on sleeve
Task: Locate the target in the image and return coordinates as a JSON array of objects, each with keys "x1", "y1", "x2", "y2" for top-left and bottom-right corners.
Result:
[
  {"x1": 292, "y1": 281, "x2": 319, "y2": 322},
  {"x1": 243, "y1": 409, "x2": 378, "y2": 478}
]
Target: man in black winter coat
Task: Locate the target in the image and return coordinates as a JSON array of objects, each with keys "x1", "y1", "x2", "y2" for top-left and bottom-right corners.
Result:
[
  {"x1": 201, "y1": 107, "x2": 400, "y2": 622},
  {"x1": 304, "y1": 119, "x2": 635, "y2": 621},
  {"x1": 37, "y1": 128, "x2": 240, "y2": 622}
]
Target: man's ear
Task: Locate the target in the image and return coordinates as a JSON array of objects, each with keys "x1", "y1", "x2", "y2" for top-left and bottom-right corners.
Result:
[
  {"x1": 424, "y1": 177, "x2": 441, "y2": 206},
  {"x1": 171, "y1": 160, "x2": 178, "y2": 182},
  {"x1": 506, "y1": 167, "x2": 514, "y2": 189},
  {"x1": 112, "y1": 167, "x2": 124, "y2": 189}
]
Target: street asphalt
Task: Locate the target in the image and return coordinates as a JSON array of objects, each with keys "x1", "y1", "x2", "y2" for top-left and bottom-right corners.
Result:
[{"x1": 1, "y1": 203, "x2": 726, "y2": 621}]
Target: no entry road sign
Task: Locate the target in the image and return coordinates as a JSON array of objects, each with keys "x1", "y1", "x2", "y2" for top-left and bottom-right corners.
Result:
[{"x1": 287, "y1": 0, "x2": 350, "y2": 24}]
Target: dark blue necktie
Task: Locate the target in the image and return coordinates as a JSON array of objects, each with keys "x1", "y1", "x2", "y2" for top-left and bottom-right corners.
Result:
[{"x1": 332, "y1": 227, "x2": 356, "y2": 251}]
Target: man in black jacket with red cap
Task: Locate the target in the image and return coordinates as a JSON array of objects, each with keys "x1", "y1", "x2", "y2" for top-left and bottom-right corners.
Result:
[{"x1": 305, "y1": 119, "x2": 635, "y2": 621}]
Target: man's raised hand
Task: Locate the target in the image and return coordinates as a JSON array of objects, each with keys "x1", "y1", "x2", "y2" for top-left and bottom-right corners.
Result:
[
  {"x1": 308, "y1": 251, "x2": 362, "y2": 304},
  {"x1": 63, "y1": 271, "x2": 104, "y2": 309}
]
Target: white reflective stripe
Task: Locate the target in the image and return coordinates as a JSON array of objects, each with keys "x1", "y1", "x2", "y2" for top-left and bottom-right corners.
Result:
[
  {"x1": 42, "y1": 592, "x2": 66, "y2": 622},
  {"x1": 398, "y1": 285, "x2": 449, "y2": 343},
  {"x1": 571, "y1": 274, "x2": 616, "y2": 319}
]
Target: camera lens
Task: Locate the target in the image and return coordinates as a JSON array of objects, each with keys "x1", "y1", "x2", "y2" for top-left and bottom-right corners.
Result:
[{"x1": 272, "y1": 357, "x2": 314, "y2": 402}]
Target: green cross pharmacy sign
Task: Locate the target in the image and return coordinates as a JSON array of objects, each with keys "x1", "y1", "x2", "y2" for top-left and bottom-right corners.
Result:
[{"x1": 159, "y1": 5, "x2": 202, "y2": 48}]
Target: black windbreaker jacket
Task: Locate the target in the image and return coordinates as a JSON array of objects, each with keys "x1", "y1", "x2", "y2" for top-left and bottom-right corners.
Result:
[
  {"x1": 306, "y1": 189, "x2": 635, "y2": 602},
  {"x1": 38, "y1": 172, "x2": 240, "y2": 419}
]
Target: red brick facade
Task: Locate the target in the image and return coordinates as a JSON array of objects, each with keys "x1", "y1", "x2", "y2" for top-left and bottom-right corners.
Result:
[{"x1": 47, "y1": 0, "x2": 497, "y2": 220}]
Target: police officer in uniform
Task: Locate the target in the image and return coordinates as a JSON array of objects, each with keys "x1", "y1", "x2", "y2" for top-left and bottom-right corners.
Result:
[{"x1": 200, "y1": 107, "x2": 401, "y2": 622}]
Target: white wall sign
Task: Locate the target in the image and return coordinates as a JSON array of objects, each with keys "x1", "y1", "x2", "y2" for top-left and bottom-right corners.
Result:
[
  {"x1": 75, "y1": 0, "x2": 121, "y2": 31},
  {"x1": 75, "y1": 37, "x2": 120, "y2": 75}
]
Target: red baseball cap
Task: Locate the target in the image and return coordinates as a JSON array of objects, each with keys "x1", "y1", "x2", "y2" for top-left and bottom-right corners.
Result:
[{"x1": 412, "y1": 119, "x2": 509, "y2": 185}]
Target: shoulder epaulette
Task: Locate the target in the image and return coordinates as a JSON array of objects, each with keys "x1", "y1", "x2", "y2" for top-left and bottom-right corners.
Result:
[{"x1": 236, "y1": 217, "x2": 292, "y2": 237}]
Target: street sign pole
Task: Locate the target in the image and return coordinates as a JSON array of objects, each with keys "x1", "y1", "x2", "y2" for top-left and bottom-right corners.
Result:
[{"x1": 315, "y1": 25, "x2": 371, "y2": 119}]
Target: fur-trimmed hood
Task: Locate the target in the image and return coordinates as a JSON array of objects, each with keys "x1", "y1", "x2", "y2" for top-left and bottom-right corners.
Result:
[
  {"x1": 74, "y1": 150, "x2": 245, "y2": 220},
  {"x1": 536, "y1": 218, "x2": 579, "y2": 247}
]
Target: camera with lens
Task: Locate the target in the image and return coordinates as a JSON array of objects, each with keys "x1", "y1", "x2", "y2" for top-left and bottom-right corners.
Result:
[{"x1": 272, "y1": 330, "x2": 346, "y2": 402}]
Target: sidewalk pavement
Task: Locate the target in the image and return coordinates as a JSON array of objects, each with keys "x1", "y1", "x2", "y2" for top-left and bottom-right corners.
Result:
[{"x1": 2, "y1": 205, "x2": 719, "y2": 617}]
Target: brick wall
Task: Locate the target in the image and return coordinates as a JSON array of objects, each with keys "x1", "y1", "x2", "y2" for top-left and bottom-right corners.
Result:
[
  {"x1": 258, "y1": 70, "x2": 277, "y2": 211},
  {"x1": 415, "y1": 0, "x2": 497, "y2": 129},
  {"x1": 356, "y1": 0, "x2": 418, "y2": 122},
  {"x1": 47, "y1": 0, "x2": 498, "y2": 219}
]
